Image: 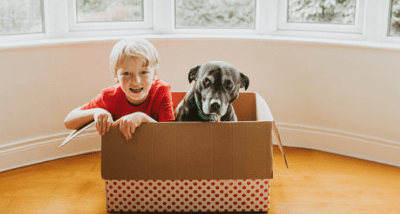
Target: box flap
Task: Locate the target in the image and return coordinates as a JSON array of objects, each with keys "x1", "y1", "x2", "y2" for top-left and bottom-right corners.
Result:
[
  {"x1": 101, "y1": 122, "x2": 273, "y2": 180},
  {"x1": 231, "y1": 92, "x2": 258, "y2": 121},
  {"x1": 252, "y1": 92, "x2": 288, "y2": 168},
  {"x1": 254, "y1": 92, "x2": 274, "y2": 122}
]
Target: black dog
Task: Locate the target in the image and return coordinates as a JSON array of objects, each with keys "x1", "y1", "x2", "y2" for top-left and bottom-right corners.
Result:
[{"x1": 175, "y1": 61, "x2": 249, "y2": 122}]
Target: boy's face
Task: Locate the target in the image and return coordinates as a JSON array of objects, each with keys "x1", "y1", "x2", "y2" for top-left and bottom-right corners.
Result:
[{"x1": 114, "y1": 56, "x2": 157, "y2": 106}]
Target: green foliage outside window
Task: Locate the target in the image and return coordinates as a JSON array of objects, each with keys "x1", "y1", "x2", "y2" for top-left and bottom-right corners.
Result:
[
  {"x1": 0, "y1": 0, "x2": 44, "y2": 35},
  {"x1": 390, "y1": 0, "x2": 400, "y2": 36},
  {"x1": 288, "y1": 0, "x2": 356, "y2": 25},
  {"x1": 175, "y1": 0, "x2": 255, "y2": 29},
  {"x1": 76, "y1": 0, "x2": 143, "y2": 22}
]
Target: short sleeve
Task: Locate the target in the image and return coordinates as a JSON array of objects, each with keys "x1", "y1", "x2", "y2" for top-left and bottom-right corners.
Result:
[
  {"x1": 157, "y1": 85, "x2": 175, "y2": 122},
  {"x1": 80, "y1": 92, "x2": 106, "y2": 110}
]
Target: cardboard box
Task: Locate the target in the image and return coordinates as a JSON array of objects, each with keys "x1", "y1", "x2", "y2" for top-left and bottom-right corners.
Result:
[{"x1": 100, "y1": 92, "x2": 286, "y2": 213}]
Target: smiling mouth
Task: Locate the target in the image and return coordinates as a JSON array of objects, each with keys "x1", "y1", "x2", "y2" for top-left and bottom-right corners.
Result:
[{"x1": 130, "y1": 88, "x2": 143, "y2": 93}]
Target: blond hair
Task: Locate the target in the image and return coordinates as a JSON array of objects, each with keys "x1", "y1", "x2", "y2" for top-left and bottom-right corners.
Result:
[{"x1": 110, "y1": 38, "x2": 159, "y2": 75}]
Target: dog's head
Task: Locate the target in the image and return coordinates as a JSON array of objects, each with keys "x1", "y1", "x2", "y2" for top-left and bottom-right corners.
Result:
[{"x1": 188, "y1": 61, "x2": 249, "y2": 117}]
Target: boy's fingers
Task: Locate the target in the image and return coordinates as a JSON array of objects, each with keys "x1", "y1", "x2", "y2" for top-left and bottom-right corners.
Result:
[
  {"x1": 95, "y1": 119, "x2": 101, "y2": 135},
  {"x1": 98, "y1": 119, "x2": 103, "y2": 135},
  {"x1": 102, "y1": 117, "x2": 107, "y2": 135},
  {"x1": 126, "y1": 129, "x2": 132, "y2": 140},
  {"x1": 125, "y1": 121, "x2": 132, "y2": 140},
  {"x1": 112, "y1": 119, "x2": 121, "y2": 127},
  {"x1": 107, "y1": 118, "x2": 112, "y2": 132},
  {"x1": 111, "y1": 119, "x2": 136, "y2": 140},
  {"x1": 98, "y1": 117, "x2": 104, "y2": 135},
  {"x1": 130, "y1": 123, "x2": 136, "y2": 134},
  {"x1": 119, "y1": 120, "x2": 128, "y2": 140},
  {"x1": 119, "y1": 120, "x2": 124, "y2": 132}
]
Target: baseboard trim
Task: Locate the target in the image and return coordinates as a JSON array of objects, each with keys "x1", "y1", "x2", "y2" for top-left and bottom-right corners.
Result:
[
  {"x1": 1, "y1": 123, "x2": 399, "y2": 172},
  {"x1": 277, "y1": 123, "x2": 400, "y2": 167},
  {"x1": 0, "y1": 129, "x2": 101, "y2": 172}
]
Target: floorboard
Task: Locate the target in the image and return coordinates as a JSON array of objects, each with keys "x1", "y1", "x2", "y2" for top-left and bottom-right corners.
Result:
[{"x1": 0, "y1": 146, "x2": 399, "y2": 214}]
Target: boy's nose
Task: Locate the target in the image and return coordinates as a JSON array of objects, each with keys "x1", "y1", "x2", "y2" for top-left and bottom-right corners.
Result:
[{"x1": 132, "y1": 75, "x2": 140, "y2": 83}]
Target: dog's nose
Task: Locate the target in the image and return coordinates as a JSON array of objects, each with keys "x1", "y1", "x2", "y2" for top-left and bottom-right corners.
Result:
[{"x1": 211, "y1": 102, "x2": 221, "y2": 112}]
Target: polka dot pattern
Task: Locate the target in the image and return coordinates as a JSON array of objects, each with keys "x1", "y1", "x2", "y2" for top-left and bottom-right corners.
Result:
[{"x1": 105, "y1": 179, "x2": 270, "y2": 212}]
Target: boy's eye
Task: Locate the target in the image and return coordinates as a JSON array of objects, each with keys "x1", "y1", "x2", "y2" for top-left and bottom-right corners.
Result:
[
  {"x1": 140, "y1": 71, "x2": 149, "y2": 75},
  {"x1": 123, "y1": 72, "x2": 131, "y2": 76}
]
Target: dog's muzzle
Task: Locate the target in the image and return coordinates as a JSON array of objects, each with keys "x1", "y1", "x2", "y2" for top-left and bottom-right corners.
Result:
[
  {"x1": 210, "y1": 101, "x2": 221, "y2": 113},
  {"x1": 194, "y1": 93, "x2": 220, "y2": 122}
]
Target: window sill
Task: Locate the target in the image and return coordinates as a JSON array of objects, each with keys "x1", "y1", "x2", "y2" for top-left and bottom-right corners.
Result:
[{"x1": 1, "y1": 31, "x2": 400, "y2": 52}]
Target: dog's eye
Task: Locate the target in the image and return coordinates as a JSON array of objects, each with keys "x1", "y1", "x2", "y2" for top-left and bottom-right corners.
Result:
[
  {"x1": 203, "y1": 79, "x2": 210, "y2": 87},
  {"x1": 226, "y1": 82, "x2": 233, "y2": 90}
]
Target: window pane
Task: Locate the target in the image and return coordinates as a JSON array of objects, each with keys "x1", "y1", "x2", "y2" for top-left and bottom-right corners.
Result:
[
  {"x1": 76, "y1": 0, "x2": 143, "y2": 23},
  {"x1": 175, "y1": 0, "x2": 255, "y2": 29},
  {"x1": 288, "y1": 0, "x2": 356, "y2": 25},
  {"x1": 0, "y1": 0, "x2": 44, "y2": 35},
  {"x1": 389, "y1": 0, "x2": 400, "y2": 36}
]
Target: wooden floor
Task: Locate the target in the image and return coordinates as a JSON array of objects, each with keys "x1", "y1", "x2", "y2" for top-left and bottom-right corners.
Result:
[{"x1": 1, "y1": 146, "x2": 399, "y2": 214}]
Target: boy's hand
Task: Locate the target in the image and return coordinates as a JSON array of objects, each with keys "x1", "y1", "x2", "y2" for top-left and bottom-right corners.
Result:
[
  {"x1": 113, "y1": 112, "x2": 153, "y2": 140},
  {"x1": 93, "y1": 109, "x2": 113, "y2": 136}
]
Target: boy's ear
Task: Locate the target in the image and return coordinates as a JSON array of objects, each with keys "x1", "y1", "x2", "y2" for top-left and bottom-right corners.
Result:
[
  {"x1": 189, "y1": 65, "x2": 201, "y2": 83},
  {"x1": 152, "y1": 70, "x2": 158, "y2": 81}
]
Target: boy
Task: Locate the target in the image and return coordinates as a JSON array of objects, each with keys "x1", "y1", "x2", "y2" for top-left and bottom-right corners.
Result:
[{"x1": 64, "y1": 39, "x2": 175, "y2": 140}]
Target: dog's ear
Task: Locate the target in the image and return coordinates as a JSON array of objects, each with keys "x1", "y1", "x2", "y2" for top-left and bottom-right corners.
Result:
[
  {"x1": 239, "y1": 72, "x2": 249, "y2": 90},
  {"x1": 188, "y1": 65, "x2": 201, "y2": 83}
]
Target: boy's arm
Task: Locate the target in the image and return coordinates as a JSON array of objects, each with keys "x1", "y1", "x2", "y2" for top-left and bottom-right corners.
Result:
[{"x1": 64, "y1": 107, "x2": 113, "y2": 135}]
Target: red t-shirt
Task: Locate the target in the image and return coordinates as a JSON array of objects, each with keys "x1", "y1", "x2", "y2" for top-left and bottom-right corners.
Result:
[{"x1": 81, "y1": 79, "x2": 175, "y2": 122}]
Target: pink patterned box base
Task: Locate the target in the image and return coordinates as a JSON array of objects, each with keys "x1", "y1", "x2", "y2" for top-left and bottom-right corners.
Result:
[{"x1": 105, "y1": 179, "x2": 270, "y2": 212}]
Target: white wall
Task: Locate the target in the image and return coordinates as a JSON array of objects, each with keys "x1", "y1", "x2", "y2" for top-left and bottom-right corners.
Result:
[{"x1": 1, "y1": 38, "x2": 400, "y2": 170}]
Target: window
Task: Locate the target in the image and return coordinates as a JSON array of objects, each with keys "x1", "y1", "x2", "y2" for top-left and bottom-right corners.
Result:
[
  {"x1": 69, "y1": 0, "x2": 152, "y2": 31},
  {"x1": 76, "y1": 0, "x2": 143, "y2": 23},
  {"x1": 2, "y1": 0, "x2": 400, "y2": 47},
  {"x1": 389, "y1": 0, "x2": 400, "y2": 36},
  {"x1": 287, "y1": 0, "x2": 356, "y2": 25},
  {"x1": 174, "y1": 0, "x2": 256, "y2": 29},
  {"x1": 278, "y1": 0, "x2": 364, "y2": 34},
  {"x1": 0, "y1": 0, "x2": 45, "y2": 35}
]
